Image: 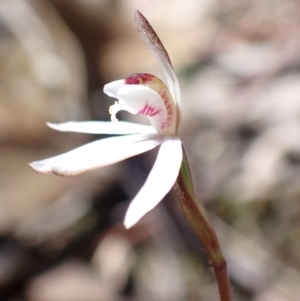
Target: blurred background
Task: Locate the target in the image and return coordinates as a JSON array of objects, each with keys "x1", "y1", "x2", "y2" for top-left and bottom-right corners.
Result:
[{"x1": 1, "y1": 0, "x2": 300, "y2": 300}]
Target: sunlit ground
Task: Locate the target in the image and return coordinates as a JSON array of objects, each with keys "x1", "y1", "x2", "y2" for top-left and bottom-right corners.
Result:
[{"x1": 0, "y1": 0, "x2": 300, "y2": 300}]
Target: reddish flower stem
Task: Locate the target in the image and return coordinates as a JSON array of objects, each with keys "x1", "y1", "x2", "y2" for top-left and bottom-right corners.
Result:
[{"x1": 174, "y1": 146, "x2": 232, "y2": 301}]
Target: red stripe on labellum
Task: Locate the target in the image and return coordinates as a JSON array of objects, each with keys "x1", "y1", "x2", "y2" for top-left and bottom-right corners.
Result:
[{"x1": 139, "y1": 104, "x2": 161, "y2": 116}]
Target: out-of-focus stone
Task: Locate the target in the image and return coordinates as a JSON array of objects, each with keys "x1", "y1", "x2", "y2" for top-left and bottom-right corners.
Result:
[
  {"x1": 13, "y1": 188, "x2": 96, "y2": 251},
  {"x1": 92, "y1": 234, "x2": 134, "y2": 293},
  {"x1": 26, "y1": 260, "x2": 111, "y2": 301}
]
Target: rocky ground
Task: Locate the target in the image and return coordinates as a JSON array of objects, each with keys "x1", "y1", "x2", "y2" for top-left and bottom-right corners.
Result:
[{"x1": 0, "y1": 0, "x2": 300, "y2": 300}]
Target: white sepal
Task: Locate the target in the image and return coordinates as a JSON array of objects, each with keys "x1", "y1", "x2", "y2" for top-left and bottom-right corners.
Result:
[
  {"x1": 124, "y1": 136, "x2": 182, "y2": 228},
  {"x1": 47, "y1": 121, "x2": 155, "y2": 135},
  {"x1": 29, "y1": 133, "x2": 162, "y2": 176}
]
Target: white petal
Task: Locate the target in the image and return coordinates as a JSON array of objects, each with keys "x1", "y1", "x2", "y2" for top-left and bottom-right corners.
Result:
[
  {"x1": 47, "y1": 121, "x2": 155, "y2": 135},
  {"x1": 103, "y1": 80, "x2": 124, "y2": 98},
  {"x1": 134, "y1": 10, "x2": 181, "y2": 108},
  {"x1": 29, "y1": 133, "x2": 162, "y2": 176},
  {"x1": 124, "y1": 136, "x2": 182, "y2": 228}
]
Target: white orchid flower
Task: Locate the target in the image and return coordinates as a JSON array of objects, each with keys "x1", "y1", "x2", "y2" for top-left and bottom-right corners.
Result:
[{"x1": 29, "y1": 11, "x2": 183, "y2": 229}]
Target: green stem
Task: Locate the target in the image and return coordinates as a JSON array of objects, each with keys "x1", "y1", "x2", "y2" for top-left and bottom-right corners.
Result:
[{"x1": 175, "y1": 146, "x2": 232, "y2": 301}]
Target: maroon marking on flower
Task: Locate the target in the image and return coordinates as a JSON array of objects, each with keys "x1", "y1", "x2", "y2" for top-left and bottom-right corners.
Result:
[{"x1": 125, "y1": 73, "x2": 155, "y2": 85}]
